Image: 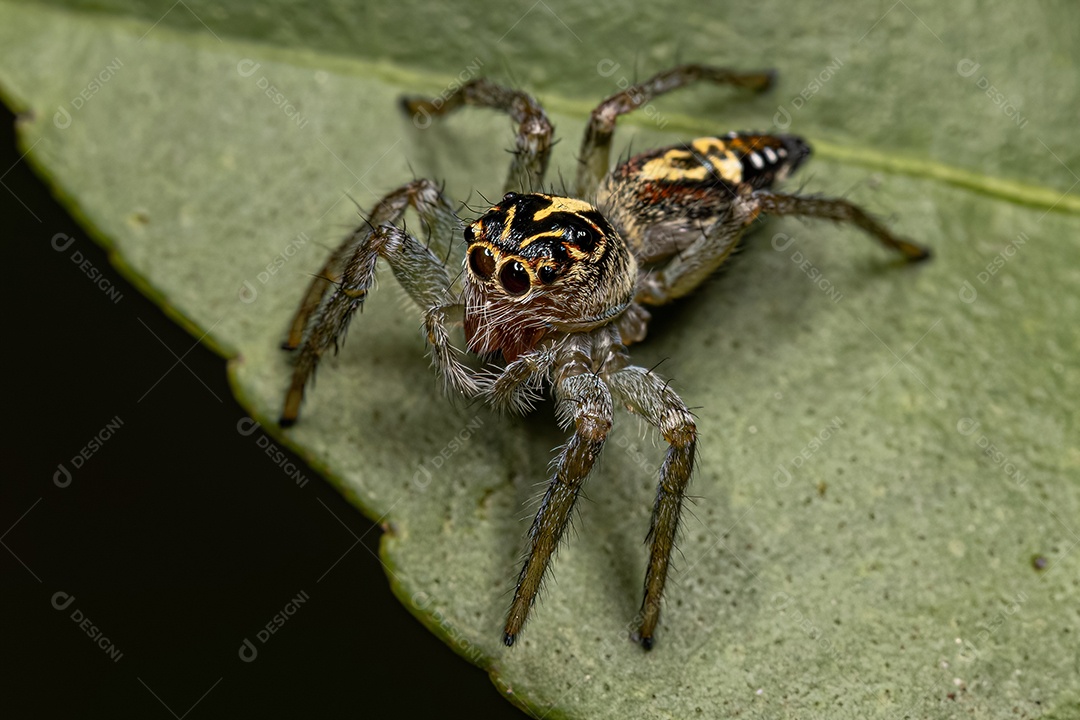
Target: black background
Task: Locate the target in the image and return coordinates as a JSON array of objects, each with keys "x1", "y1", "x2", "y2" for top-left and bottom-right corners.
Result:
[{"x1": 0, "y1": 103, "x2": 526, "y2": 718}]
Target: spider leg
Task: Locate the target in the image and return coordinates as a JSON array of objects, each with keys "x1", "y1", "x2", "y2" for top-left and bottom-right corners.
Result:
[
  {"x1": 400, "y1": 79, "x2": 553, "y2": 194},
  {"x1": 576, "y1": 64, "x2": 775, "y2": 197},
  {"x1": 423, "y1": 302, "x2": 485, "y2": 398},
  {"x1": 484, "y1": 345, "x2": 557, "y2": 415},
  {"x1": 281, "y1": 220, "x2": 477, "y2": 426},
  {"x1": 635, "y1": 186, "x2": 931, "y2": 306},
  {"x1": 606, "y1": 365, "x2": 696, "y2": 650},
  {"x1": 283, "y1": 179, "x2": 462, "y2": 350},
  {"x1": 504, "y1": 342, "x2": 613, "y2": 646},
  {"x1": 750, "y1": 189, "x2": 932, "y2": 261}
]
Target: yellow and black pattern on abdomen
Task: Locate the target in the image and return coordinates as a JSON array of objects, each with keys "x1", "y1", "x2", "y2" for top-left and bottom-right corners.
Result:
[
  {"x1": 597, "y1": 133, "x2": 812, "y2": 247},
  {"x1": 621, "y1": 132, "x2": 811, "y2": 193}
]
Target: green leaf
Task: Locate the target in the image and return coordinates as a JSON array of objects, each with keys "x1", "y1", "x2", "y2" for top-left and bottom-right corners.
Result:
[{"x1": 3, "y1": 1, "x2": 1079, "y2": 717}]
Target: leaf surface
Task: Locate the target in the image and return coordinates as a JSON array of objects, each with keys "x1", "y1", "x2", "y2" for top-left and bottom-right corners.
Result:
[{"x1": 2, "y1": 2, "x2": 1078, "y2": 717}]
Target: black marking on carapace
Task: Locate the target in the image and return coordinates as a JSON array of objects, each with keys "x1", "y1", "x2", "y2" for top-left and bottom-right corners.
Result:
[{"x1": 475, "y1": 193, "x2": 612, "y2": 262}]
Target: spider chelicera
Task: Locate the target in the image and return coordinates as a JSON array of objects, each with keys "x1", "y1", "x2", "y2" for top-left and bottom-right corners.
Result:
[{"x1": 278, "y1": 64, "x2": 930, "y2": 650}]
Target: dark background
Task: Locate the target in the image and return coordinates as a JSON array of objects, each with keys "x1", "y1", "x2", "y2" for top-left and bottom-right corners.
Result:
[{"x1": 1, "y1": 104, "x2": 525, "y2": 717}]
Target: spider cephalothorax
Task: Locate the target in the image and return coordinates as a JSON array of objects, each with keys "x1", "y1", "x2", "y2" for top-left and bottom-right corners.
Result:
[
  {"x1": 463, "y1": 192, "x2": 637, "y2": 361},
  {"x1": 279, "y1": 64, "x2": 930, "y2": 650}
]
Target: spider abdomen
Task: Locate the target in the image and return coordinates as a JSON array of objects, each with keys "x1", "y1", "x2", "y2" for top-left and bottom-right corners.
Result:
[{"x1": 597, "y1": 133, "x2": 812, "y2": 265}]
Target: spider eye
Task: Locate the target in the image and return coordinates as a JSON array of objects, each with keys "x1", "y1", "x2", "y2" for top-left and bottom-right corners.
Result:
[
  {"x1": 538, "y1": 265, "x2": 558, "y2": 285},
  {"x1": 570, "y1": 226, "x2": 597, "y2": 252},
  {"x1": 463, "y1": 225, "x2": 475, "y2": 242},
  {"x1": 468, "y1": 246, "x2": 496, "y2": 280},
  {"x1": 499, "y1": 260, "x2": 531, "y2": 296},
  {"x1": 502, "y1": 191, "x2": 518, "y2": 203}
]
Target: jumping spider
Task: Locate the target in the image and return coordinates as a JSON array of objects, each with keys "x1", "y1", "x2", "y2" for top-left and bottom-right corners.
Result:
[{"x1": 278, "y1": 64, "x2": 930, "y2": 650}]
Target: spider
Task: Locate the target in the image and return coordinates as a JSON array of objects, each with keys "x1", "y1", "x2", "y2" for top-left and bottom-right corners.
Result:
[{"x1": 278, "y1": 64, "x2": 930, "y2": 650}]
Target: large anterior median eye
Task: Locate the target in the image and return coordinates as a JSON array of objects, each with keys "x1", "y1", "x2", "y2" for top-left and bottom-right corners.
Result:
[
  {"x1": 468, "y1": 246, "x2": 496, "y2": 280},
  {"x1": 499, "y1": 260, "x2": 531, "y2": 296}
]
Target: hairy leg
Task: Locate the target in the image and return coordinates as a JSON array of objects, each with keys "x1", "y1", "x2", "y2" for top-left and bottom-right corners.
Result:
[
  {"x1": 483, "y1": 344, "x2": 558, "y2": 415},
  {"x1": 281, "y1": 222, "x2": 472, "y2": 426},
  {"x1": 750, "y1": 189, "x2": 931, "y2": 261},
  {"x1": 401, "y1": 79, "x2": 554, "y2": 194},
  {"x1": 422, "y1": 302, "x2": 485, "y2": 398},
  {"x1": 283, "y1": 179, "x2": 462, "y2": 351},
  {"x1": 504, "y1": 338, "x2": 613, "y2": 645},
  {"x1": 606, "y1": 365, "x2": 697, "y2": 649},
  {"x1": 577, "y1": 64, "x2": 775, "y2": 197},
  {"x1": 637, "y1": 187, "x2": 931, "y2": 306}
]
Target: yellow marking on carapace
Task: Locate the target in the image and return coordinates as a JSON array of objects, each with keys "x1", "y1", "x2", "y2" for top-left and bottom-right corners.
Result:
[
  {"x1": 563, "y1": 243, "x2": 590, "y2": 261},
  {"x1": 498, "y1": 204, "x2": 518, "y2": 243},
  {"x1": 530, "y1": 195, "x2": 597, "y2": 221},
  {"x1": 517, "y1": 229, "x2": 566, "y2": 249},
  {"x1": 520, "y1": 196, "x2": 607, "y2": 255}
]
